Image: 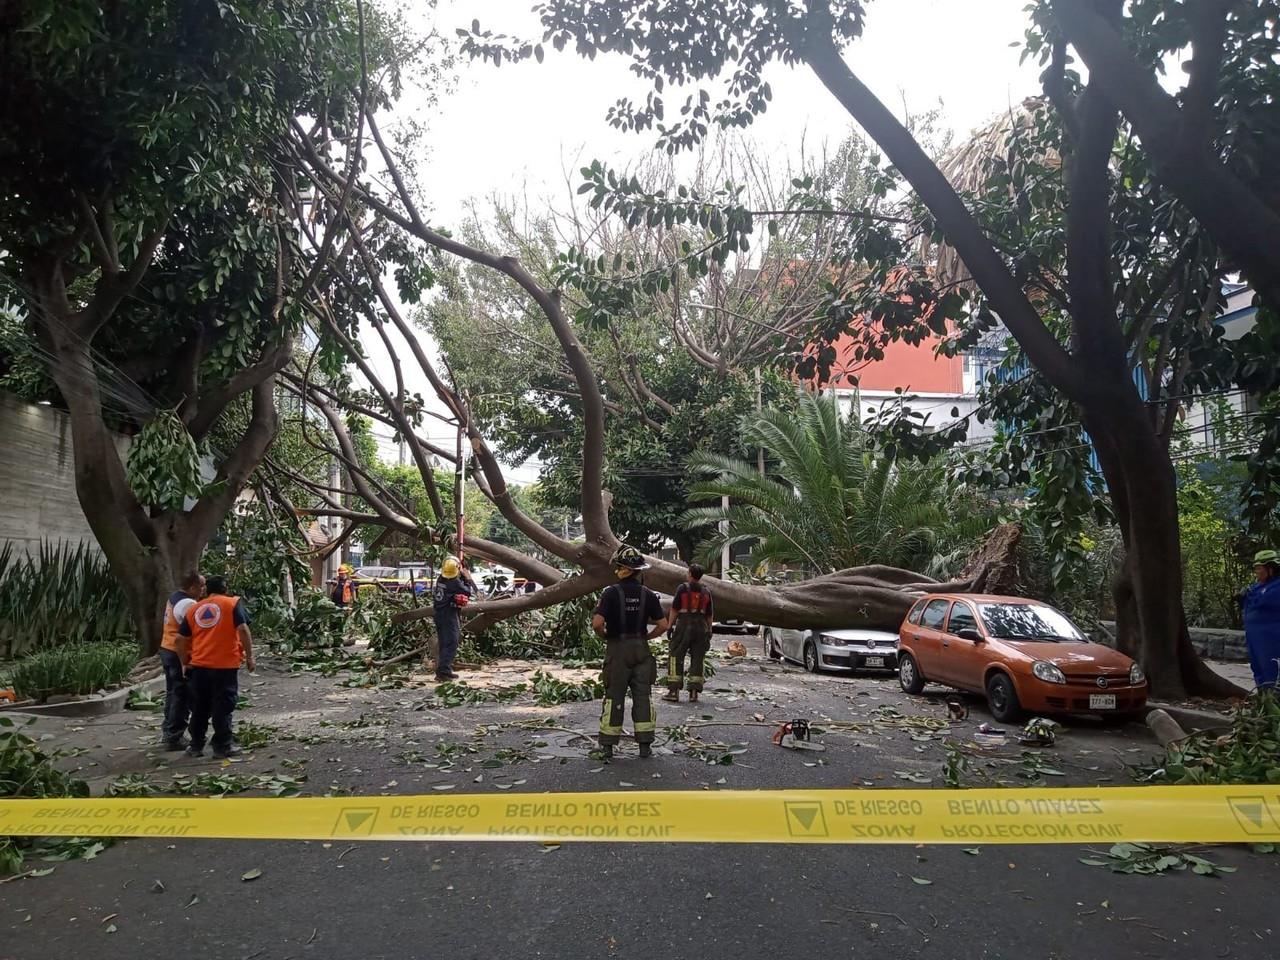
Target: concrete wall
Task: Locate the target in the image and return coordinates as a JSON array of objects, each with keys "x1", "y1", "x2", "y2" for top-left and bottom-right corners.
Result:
[
  {"x1": 1100, "y1": 620, "x2": 1249, "y2": 662},
  {"x1": 0, "y1": 392, "x2": 126, "y2": 557}
]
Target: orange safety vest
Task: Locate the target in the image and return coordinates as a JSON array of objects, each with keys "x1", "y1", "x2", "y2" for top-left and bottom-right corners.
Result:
[
  {"x1": 160, "y1": 598, "x2": 185, "y2": 653},
  {"x1": 185, "y1": 595, "x2": 244, "y2": 669},
  {"x1": 673, "y1": 583, "x2": 712, "y2": 615}
]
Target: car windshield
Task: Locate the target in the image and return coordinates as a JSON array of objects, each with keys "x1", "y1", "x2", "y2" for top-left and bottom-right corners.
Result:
[
  {"x1": 356, "y1": 566, "x2": 395, "y2": 579},
  {"x1": 977, "y1": 603, "x2": 1086, "y2": 642}
]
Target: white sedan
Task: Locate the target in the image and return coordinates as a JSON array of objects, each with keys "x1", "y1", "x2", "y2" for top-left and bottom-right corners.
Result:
[{"x1": 762, "y1": 627, "x2": 901, "y2": 674}]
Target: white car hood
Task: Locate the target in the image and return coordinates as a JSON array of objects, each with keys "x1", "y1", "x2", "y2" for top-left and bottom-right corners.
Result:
[{"x1": 818, "y1": 629, "x2": 900, "y2": 644}]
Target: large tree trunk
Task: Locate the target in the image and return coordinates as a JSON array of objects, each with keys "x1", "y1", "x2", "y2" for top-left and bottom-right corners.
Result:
[
  {"x1": 33, "y1": 278, "x2": 259, "y2": 657},
  {"x1": 1086, "y1": 393, "x2": 1241, "y2": 699},
  {"x1": 436, "y1": 523, "x2": 1025, "y2": 634}
]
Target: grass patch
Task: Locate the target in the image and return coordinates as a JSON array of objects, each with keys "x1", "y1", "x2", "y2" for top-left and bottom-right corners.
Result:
[{"x1": 9, "y1": 643, "x2": 137, "y2": 702}]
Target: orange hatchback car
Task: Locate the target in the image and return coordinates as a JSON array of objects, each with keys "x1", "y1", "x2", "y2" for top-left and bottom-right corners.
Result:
[{"x1": 897, "y1": 594, "x2": 1148, "y2": 723}]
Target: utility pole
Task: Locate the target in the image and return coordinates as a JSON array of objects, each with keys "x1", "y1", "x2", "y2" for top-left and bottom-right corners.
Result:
[
  {"x1": 755, "y1": 367, "x2": 765, "y2": 477},
  {"x1": 454, "y1": 421, "x2": 467, "y2": 563}
]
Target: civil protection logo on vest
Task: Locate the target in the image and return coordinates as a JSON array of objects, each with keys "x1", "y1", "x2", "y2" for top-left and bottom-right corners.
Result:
[{"x1": 194, "y1": 602, "x2": 223, "y2": 628}]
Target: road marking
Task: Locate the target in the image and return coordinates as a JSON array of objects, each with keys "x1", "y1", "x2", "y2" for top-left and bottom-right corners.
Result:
[{"x1": 1, "y1": 786, "x2": 1277, "y2": 845}]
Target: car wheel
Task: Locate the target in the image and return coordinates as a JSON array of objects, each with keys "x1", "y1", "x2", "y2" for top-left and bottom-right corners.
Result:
[
  {"x1": 898, "y1": 652, "x2": 926, "y2": 695},
  {"x1": 803, "y1": 639, "x2": 821, "y2": 673},
  {"x1": 763, "y1": 630, "x2": 781, "y2": 661},
  {"x1": 985, "y1": 672, "x2": 1022, "y2": 724}
]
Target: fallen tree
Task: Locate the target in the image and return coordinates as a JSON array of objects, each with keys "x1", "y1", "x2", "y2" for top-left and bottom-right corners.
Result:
[{"x1": 274, "y1": 105, "x2": 1025, "y2": 639}]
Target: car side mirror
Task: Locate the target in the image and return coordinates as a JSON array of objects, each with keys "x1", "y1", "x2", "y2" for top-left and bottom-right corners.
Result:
[{"x1": 956, "y1": 628, "x2": 984, "y2": 642}]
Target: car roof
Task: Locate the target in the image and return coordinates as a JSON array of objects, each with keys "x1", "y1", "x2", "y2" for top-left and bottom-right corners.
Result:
[{"x1": 917, "y1": 593, "x2": 1053, "y2": 604}]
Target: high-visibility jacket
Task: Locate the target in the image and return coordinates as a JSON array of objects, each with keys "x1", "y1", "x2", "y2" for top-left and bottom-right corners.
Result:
[
  {"x1": 671, "y1": 582, "x2": 714, "y2": 618},
  {"x1": 183, "y1": 595, "x2": 246, "y2": 669},
  {"x1": 160, "y1": 591, "x2": 195, "y2": 653}
]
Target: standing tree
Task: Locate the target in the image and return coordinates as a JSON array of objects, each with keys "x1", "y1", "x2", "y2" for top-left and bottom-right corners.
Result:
[
  {"x1": 455, "y1": 0, "x2": 1255, "y2": 696},
  {"x1": 0, "y1": 0, "x2": 406, "y2": 652}
]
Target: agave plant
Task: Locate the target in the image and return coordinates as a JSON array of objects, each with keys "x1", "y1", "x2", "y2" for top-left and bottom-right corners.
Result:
[
  {"x1": 0, "y1": 541, "x2": 134, "y2": 658},
  {"x1": 682, "y1": 391, "x2": 988, "y2": 575}
]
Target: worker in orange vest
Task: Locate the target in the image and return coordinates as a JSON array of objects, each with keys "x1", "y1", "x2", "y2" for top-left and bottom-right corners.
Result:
[
  {"x1": 178, "y1": 576, "x2": 256, "y2": 759},
  {"x1": 158, "y1": 571, "x2": 204, "y2": 750},
  {"x1": 330, "y1": 566, "x2": 357, "y2": 607}
]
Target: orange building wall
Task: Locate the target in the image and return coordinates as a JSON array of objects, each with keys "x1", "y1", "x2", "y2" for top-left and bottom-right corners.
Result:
[{"x1": 826, "y1": 332, "x2": 965, "y2": 394}]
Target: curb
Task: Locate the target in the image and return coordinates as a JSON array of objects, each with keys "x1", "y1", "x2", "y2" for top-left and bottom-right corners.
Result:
[{"x1": 0, "y1": 674, "x2": 165, "y2": 719}]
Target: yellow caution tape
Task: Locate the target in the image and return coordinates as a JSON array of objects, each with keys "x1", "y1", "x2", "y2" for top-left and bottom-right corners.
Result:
[{"x1": 1, "y1": 786, "x2": 1277, "y2": 844}]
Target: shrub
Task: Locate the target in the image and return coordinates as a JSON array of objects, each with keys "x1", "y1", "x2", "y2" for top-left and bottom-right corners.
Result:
[
  {"x1": 9, "y1": 643, "x2": 137, "y2": 702},
  {"x1": 0, "y1": 541, "x2": 133, "y2": 658}
]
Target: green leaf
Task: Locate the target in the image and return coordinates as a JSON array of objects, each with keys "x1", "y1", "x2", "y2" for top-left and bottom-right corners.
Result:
[
  {"x1": 240, "y1": 868, "x2": 262, "y2": 881},
  {"x1": 910, "y1": 876, "x2": 933, "y2": 885}
]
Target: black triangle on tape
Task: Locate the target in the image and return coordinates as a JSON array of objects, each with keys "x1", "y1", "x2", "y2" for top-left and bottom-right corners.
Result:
[
  {"x1": 792, "y1": 807, "x2": 818, "y2": 831},
  {"x1": 1234, "y1": 802, "x2": 1264, "y2": 828}
]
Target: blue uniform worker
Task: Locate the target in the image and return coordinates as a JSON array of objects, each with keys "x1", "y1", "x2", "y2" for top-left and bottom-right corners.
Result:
[
  {"x1": 433, "y1": 556, "x2": 475, "y2": 682},
  {"x1": 1242, "y1": 549, "x2": 1280, "y2": 691}
]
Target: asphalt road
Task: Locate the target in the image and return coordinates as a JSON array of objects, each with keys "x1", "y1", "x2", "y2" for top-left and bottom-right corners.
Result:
[{"x1": 4, "y1": 637, "x2": 1277, "y2": 960}]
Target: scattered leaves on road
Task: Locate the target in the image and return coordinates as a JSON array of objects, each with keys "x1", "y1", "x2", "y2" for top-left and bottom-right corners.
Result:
[{"x1": 1079, "y1": 843, "x2": 1236, "y2": 877}]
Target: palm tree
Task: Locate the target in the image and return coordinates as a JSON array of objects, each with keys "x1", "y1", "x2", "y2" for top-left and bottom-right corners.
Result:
[{"x1": 682, "y1": 390, "x2": 976, "y2": 575}]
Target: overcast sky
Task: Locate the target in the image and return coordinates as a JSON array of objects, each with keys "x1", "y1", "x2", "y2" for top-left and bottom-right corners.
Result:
[{"x1": 362, "y1": 0, "x2": 1045, "y2": 477}]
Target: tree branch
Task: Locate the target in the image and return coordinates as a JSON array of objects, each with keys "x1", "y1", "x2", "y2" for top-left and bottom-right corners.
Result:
[
  {"x1": 800, "y1": 26, "x2": 1086, "y2": 401},
  {"x1": 1052, "y1": 0, "x2": 1280, "y2": 310}
]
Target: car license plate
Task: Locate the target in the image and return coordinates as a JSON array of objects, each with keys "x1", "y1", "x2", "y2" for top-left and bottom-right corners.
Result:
[
  {"x1": 865, "y1": 656, "x2": 885, "y2": 667},
  {"x1": 1089, "y1": 694, "x2": 1116, "y2": 710}
]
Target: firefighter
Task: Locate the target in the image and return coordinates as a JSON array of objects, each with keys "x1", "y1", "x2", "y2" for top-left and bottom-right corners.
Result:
[
  {"x1": 433, "y1": 556, "x2": 475, "y2": 682},
  {"x1": 663, "y1": 563, "x2": 714, "y2": 703},
  {"x1": 592, "y1": 544, "x2": 668, "y2": 759}
]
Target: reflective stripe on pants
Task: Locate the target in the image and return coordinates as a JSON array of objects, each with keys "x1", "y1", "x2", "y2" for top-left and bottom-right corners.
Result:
[
  {"x1": 599, "y1": 637, "x2": 657, "y2": 745},
  {"x1": 667, "y1": 615, "x2": 711, "y2": 693}
]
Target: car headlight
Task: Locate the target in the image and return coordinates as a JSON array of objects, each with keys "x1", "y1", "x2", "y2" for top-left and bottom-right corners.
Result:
[
  {"x1": 821, "y1": 635, "x2": 847, "y2": 647},
  {"x1": 1032, "y1": 661, "x2": 1066, "y2": 684},
  {"x1": 1129, "y1": 663, "x2": 1146, "y2": 685}
]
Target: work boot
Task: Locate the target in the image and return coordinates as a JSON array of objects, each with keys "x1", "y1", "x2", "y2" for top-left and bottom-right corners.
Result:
[
  {"x1": 164, "y1": 737, "x2": 189, "y2": 752},
  {"x1": 600, "y1": 744, "x2": 614, "y2": 760},
  {"x1": 211, "y1": 744, "x2": 243, "y2": 760},
  {"x1": 689, "y1": 690, "x2": 699, "y2": 703},
  {"x1": 184, "y1": 745, "x2": 205, "y2": 758},
  {"x1": 638, "y1": 743, "x2": 653, "y2": 759},
  {"x1": 661, "y1": 690, "x2": 680, "y2": 703}
]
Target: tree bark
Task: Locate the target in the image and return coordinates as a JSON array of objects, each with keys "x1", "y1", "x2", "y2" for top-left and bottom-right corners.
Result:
[
  {"x1": 1085, "y1": 393, "x2": 1242, "y2": 698},
  {"x1": 29, "y1": 260, "x2": 284, "y2": 656}
]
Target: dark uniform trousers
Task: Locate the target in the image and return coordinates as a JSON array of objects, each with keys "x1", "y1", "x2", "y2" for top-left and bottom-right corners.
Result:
[
  {"x1": 667, "y1": 613, "x2": 711, "y2": 693},
  {"x1": 600, "y1": 637, "x2": 657, "y2": 746}
]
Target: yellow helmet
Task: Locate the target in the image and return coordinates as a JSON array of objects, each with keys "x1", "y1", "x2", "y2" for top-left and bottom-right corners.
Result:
[{"x1": 442, "y1": 556, "x2": 460, "y2": 579}]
